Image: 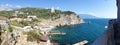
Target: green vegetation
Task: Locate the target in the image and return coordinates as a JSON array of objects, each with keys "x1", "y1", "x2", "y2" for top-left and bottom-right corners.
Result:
[
  {"x1": 11, "y1": 21, "x2": 23, "y2": 27},
  {"x1": 63, "y1": 11, "x2": 76, "y2": 15},
  {"x1": 0, "y1": 11, "x2": 15, "y2": 18},
  {"x1": 20, "y1": 21, "x2": 31, "y2": 26},
  {"x1": 8, "y1": 25, "x2": 13, "y2": 32},
  {"x1": 17, "y1": 14, "x2": 28, "y2": 18},
  {"x1": 0, "y1": 8, "x2": 76, "y2": 19},
  {"x1": 32, "y1": 19, "x2": 39, "y2": 22},
  {"x1": 0, "y1": 8, "x2": 76, "y2": 27},
  {"x1": 26, "y1": 30, "x2": 42, "y2": 42},
  {"x1": 11, "y1": 21, "x2": 34, "y2": 27}
]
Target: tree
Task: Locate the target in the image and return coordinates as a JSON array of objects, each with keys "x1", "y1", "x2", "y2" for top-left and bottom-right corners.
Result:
[
  {"x1": 27, "y1": 30, "x2": 42, "y2": 42},
  {"x1": 63, "y1": 11, "x2": 76, "y2": 15},
  {"x1": 20, "y1": 21, "x2": 29, "y2": 26},
  {"x1": 17, "y1": 14, "x2": 27, "y2": 18}
]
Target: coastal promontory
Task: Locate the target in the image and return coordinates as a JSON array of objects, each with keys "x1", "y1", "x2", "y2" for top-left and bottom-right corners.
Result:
[
  {"x1": 0, "y1": 8, "x2": 84, "y2": 45},
  {"x1": 0, "y1": 8, "x2": 84, "y2": 27}
]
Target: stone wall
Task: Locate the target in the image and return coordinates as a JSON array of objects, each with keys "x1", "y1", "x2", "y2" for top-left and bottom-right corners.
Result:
[
  {"x1": 92, "y1": 19, "x2": 116, "y2": 45},
  {"x1": 112, "y1": 20, "x2": 120, "y2": 45}
]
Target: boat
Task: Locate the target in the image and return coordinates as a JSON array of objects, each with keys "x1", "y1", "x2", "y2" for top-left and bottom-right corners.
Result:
[{"x1": 105, "y1": 26, "x2": 108, "y2": 28}]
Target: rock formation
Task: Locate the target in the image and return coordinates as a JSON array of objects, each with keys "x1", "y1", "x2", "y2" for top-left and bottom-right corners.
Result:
[{"x1": 39, "y1": 14, "x2": 84, "y2": 27}]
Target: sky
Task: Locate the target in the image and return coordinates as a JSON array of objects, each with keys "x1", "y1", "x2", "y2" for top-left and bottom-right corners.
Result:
[{"x1": 0, "y1": 0, "x2": 117, "y2": 18}]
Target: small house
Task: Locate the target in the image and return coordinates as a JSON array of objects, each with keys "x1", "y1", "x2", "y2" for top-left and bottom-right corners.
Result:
[
  {"x1": 22, "y1": 26, "x2": 33, "y2": 31},
  {"x1": 27, "y1": 15, "x2": 37, "y2": 19}
]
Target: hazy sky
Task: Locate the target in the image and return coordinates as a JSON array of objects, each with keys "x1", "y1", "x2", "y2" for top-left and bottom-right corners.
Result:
[{"x1": 0, "y1": 0, "x2": 117, "y2": 18}]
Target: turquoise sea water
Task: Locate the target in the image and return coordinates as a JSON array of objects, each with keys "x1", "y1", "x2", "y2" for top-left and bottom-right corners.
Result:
[{"x1": 50, "y1": 19, "x2": 111, "y2": 45}]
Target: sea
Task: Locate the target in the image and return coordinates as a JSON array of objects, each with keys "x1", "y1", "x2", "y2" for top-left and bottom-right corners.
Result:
[{"x1": 50, "y1": 18, "x2": 112, "y2": 45}]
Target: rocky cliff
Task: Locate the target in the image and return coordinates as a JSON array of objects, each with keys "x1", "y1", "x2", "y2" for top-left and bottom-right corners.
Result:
[{"x1": 39, "y1": 14, "x2": 84, "y2": 27}]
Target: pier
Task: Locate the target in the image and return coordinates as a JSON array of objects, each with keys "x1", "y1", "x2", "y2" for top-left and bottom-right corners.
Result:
[{"x1": 49, "y1": 33, "x2": 66, "y2": 36}]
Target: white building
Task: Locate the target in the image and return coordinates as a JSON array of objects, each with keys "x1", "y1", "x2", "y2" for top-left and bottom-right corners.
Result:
[
  {"x1": 27, "y1": 15, "x2": 37, "y2": 19},
  {"x1": 51, "y1": 7, "x2": 55, "y2": 13},
  {"x1": 22, "y1": 26, "x2": 33, "y2": 31},
  {"x1": 19, "y1": 12, "x2": 24, "y2": 14},
  {"x1": 24, "y1": 18, "x2": 32, "y2": 21},
  {"x1": 12, "y1": 11, "x2": 19, "y2": 17}
]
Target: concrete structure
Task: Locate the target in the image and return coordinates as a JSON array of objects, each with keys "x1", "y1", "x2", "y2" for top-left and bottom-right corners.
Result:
[
  {"x1": 23, "y1": 15, "x2": 37, "y2": 21},
  {"x1": 22, "y1": 26, "x2": 33, "y2": 31},
  {"x1": 92, "y1": 0, "x2": 120, "y2": 45},
  {"x1": 100, "y1": 0, "x2": 120, "y2": 45},
  {"x1": 117, "y1": 0, "x2": 120, "y2": 20},
  {"x1": 74, "y1": 40, "x2": 88, "y2": 45},
  {"x1": 92, "y1": 19, "x2": 115, "y2": 45},
  {"x1": 24, "y1": 18, "x2": 32, "y2": 21},
  {"x1": 0, "y1": 20, "x2": 6, "y2": 24}
]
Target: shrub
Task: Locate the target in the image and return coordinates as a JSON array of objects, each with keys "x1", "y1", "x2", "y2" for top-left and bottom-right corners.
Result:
[
  {"x1": 9, "y1": 25, "x2": 13, "y2": 32},
  {"x1": 62, "y1": 11, "x2": 76, "y2": 15},
  {"x1": 27, "y1": 30, "x2": 41, "y2": 42},
  {"x1": 17, "y1": 14, "x2": 28, "y2": 18},
  {"x1": 20, "y1": 21, "x2": 30, "y2": 26},
  {"x1": 32, "y1": 19, "x2": 38, "y2": 22}
]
